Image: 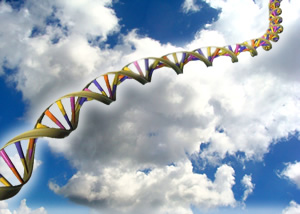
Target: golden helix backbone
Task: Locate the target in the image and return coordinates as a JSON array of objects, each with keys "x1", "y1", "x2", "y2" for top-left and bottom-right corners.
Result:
[{"x1": 0, "y1": 0, "x2": 283, "y2": 200}]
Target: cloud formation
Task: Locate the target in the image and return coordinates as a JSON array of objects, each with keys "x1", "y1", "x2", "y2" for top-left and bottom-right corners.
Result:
[
  {"x1": 0, "y1": 199, "x2": 47, "y2": 214},
  {"x1": 282, "y1": 201, "x2": 300, "y2": 214},
  {"x1": 241, "y1": 174, "x2": 254, "y2": 202},
  {"x1": 280, "y1": 162, "x2": 300, "y2": 189},
  {"x1": 1, "y1": 0, "x2": 300, "y2": 213},
  {"x1": 0, "y1": 0, "x2": 119, "y2": 121},
  {"x1": 50, "y1": 163, "x2": 236, "y2": 214}
]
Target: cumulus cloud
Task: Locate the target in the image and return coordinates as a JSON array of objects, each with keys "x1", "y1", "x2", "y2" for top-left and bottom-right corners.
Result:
[
  {"x1": 0, "y1": 199, "x2": 47, "y2": 214},
  {"x1": 241, "y1": 174, "x2": 254, "y2": 202},
  {"x1": 184, "y1": 0, "x2": 300, "y2": 163},
  {"x1": 0, "y1": 0, "x2": 120, "y2": 121},
  {"x1": 192, "y1": 0, "x2": 269, "y2": 45},
  {"x1": 282, "y1": 201, "x2": 300, "y2": 214},
  {"x1": 1, "y1": 0, "x2": 300, "y2": 213},
  {"x1": 54, "y1": 0, "x2": 119, "y2": 39},
  {"x1": 46, "y1": 1, "x2": 300, "y2": 211},
  {"x1": 49, "y1": 162, "x2": 235, "y2": 214},
  {"x1": 280, "y1": 162, "x2": 300, "y2": 189}
]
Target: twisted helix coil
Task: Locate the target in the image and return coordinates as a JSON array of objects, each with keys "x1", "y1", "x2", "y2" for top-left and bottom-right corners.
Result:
[{"x1": 0, "y1": 0, "x2": 284, "y2": 200}]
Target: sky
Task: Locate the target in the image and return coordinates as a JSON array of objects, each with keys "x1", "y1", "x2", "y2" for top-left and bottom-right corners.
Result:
[{"x1": 0, "y1": 0, "x2": 300, "y2": 213}]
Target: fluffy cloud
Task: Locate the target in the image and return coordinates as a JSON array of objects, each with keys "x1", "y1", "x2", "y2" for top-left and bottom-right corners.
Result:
[
  {"x1": 46, "y1": 1, "x2": 300, "y2": 211},
  {"x1": 282, "y1": 201, "x2": 300, "y2": 214},
  {"x1": 241, "y1": 174, "x2": 254, "y2": 202},
  {"x1": 0, "y1": 0, "x2": 120, "y2": 121},
  {"x1": 1, "y1": 0, "x2": 300, "y2": 213},
  {"x1": 49, "y1": 162, "x2": 235, "y2": 214},
  {"x1": 193, "y1": 0, "x2": 269, "y2": 45},
  {"x1": 280, "y1": 162, "x2": 300, "y2": 189},
  {"x1": 184, "y1": 0, "x2": 300, "y2": 163},
  {"x1": 53, "y1": 0, "x2": 119, "y2": 38},
  {"x1": 0, "y1": 199, "x2": 47, "y2": 214}
]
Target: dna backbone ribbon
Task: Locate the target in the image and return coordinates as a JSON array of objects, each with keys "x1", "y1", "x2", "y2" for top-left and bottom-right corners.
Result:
[{"x1": 0, "y1": 0, "x2": 283, "y2": 200}]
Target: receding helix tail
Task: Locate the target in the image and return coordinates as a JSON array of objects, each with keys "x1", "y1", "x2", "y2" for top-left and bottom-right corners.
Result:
[{"x1": 0, "y1": 0, "x2": 283, "y2": 200}]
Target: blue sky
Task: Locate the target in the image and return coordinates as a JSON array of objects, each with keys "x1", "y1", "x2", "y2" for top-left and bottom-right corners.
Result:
[{"x1": 0, "y1": 0, "x2": 300, "y2": 214}]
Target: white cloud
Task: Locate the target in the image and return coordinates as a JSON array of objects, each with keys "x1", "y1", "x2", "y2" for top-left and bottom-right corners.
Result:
[
  {"x1": 183, "y1": 0, "x2": 300, "y2": 163},
  {"x1": 282, "y1": 201, "x2": 300, "y2": 214},
  {"x1": 49, "y1": 162, "x2": 235, "y2": 214},
  {"x1": 1, "y1": 0, "x2": 300, "y2": 213},
  {"x1": 201, "y1": 0, "x2": 269, "y2": 45},
  {"x1": 280, "y1": 162, "x2": 300, "y2": 189},
  {"x1": 54, "y1": 0, "x2": 119, "y2": 39},
  {"x1": 181, "y1": 0, "x2": 202, "y2": 13},
  {"x1": 241, "y1": 174, "x2": 254, "y2": 202},
  {"x1": 0, "y1": 200, "x2": 11, "y2": 214},
  {"x1": 0, "y1": 0, "x2": 120, "y2": 121},
  {"x1": 0, "y1": 199, "x2": 47, "y2": 214}
]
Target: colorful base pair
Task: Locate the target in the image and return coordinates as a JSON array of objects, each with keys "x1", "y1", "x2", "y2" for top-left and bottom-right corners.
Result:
[{"x1": 0, "y1": 0, "x2": 283, "y2": 200}]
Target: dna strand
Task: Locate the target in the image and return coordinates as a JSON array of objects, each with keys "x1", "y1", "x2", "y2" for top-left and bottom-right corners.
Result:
[{"x1": 0, "y1": 0, "x2": 283, "y2": 200}]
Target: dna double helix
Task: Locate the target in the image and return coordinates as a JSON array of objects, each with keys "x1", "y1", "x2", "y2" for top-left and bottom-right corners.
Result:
[{"x1": 0, "y1": 0, "x2": 283, "y2": 200}]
